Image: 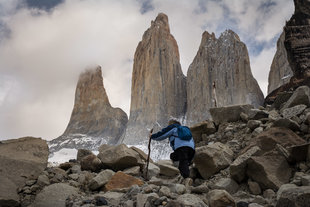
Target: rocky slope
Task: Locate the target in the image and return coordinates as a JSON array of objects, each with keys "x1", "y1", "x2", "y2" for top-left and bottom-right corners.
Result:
[
  {"x1": 122, "y1": 13, "x2": 187, "y2": 144},
  {"x1": 186, "y1": 30, "x2": 264, "y2": 125},
  {"x1": 5, "y1": 85, "x2": 310, "y2": 207},
  {"x1": 267, "y1": 32, "x2": 293, "y2": 94},
  {"x1": 49, "y1": 66, "x2": 128, "y2": 154}
]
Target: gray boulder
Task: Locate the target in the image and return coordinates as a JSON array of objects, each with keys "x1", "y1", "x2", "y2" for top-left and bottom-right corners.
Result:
[
  {"x1": 0, "y1": 175, "x2": 19, "y2": 207},
  {"x1": 210, "y1": 104, "x2": 253, "y2": 125},
  {"x1": 273, "y1": 118, "x2": 300, "y2": 131},
  {"x1": 207, "y1": 189, "x2": 235, "y2": 207},
  {"x1": 176, "y1": 193, "x2": 207, "y2": 207},
  {"x1": 212, "y1": 178, "x2": 239, "y2": 194},
  {"x1": 281, "y1": 104, "x2": 307, "y2": 119},
  {"x1": 32, "y1": 183, "x2": 79, "y2": 207},
  {"x1": 247, "y1": 154, "x2": 292, "y2": 191},
  {"x1": 88, "y1": 169, "x2": 115, "y2": 191},
  {"x1": 194, "y1": 142, "x2": 234, "y2": 179},
  {"x1": 281, "y1": 86, "x2": 310, "y2": 109},
  {"x1": 230, "y1": 146, "x2": 261, "y2": 183},
  {"x1": 156, "y1": 160, "x2": 179, "y2": 177},
  {"x1": 97, "y1": 144, "x2": 142, "y2": 171},
  {"x1": 80, "y1": 154, "x2": 103, "y2": 172},
  {"x1": 76, "y1": 149, "x2": 93, "y2": 163},
  {"x1": 276, "y1": 185, "x2": 310, "y2": 207},
  {"x1": 136, "y1": 193, "x2": 159, "y2": 207},
  {"x1": 190, "y1": 120, "x2": 216, "y2": 143}
]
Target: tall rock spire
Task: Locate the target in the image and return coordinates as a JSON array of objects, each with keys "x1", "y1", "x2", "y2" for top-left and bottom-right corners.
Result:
[
  {"x1": 186, "y1": 30, "x2": 264, "y2": 125},
  {"x1": 123, "y1": 13, "x2": 187, "y2": 144},
  {"x1": 49, "y1": 66, "x2": 128, "y2": 153},
  {"x1": 267, "y1": 32, "x2": 293, "y2": 94}
]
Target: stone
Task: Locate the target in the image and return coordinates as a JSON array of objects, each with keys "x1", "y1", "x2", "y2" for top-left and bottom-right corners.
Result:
[
  {"x1": 143, "y1": 162, "x2": 160, "y2": 179},
  {"x1": 0, "y1": 137, "x2": 48, "y2": 190},
  {"x1": 248, "y1": 109, "x2": 269, "y2": 120},
  {"x1": 136, "y1": 193, "x2": 159, "y2": 207},
  {"x1": 71, "y1": 165, "x2": 81, "y2": 174},
  {"x1": 301, "y1": 175, "x2": 310, "y2": 186},
  {"x1": 123, "y1": 13, "x2": 187, "y2": 144},
  {"x1": 95, "y1": 196, "x2": 108, "y2": 206},
  {"x1": 176, "y1": 193, "x2": 207, "y2": 207},
  {"x1": 105, "y1": 171, "x2": 144, "y2": 191},
  {"x1": 186, "y1": 30, "x2": 264, "y2": 125},
  {"x1": 49, "y1": 66, "x2": 128, "y2": 154},
  {"x1": 209, "y1": 105, "x2": 254, "y2": 125},
  {"x1": 99, "y1": 191, "x2": 124, "y2": 206},
  {"x1": 37, "y1": 174, "x2": 50, "y2": 187},
  {"x1": 268, "y1": 110, "x2": 281, "y2": 121},
  {"x1": 263, "y1": 189, "x2": 275, "y2": 200},
  {"x1": 189, "y1": 121, "x2": 216, "y2": 143},
  {"x1": 230, "y1": 146, "x2": 261, "y2": 183},
  {"x1": 248, "y1": 180, "x2": 262, "y2": 195},
  {"x1": 282, "y1": 86, "x2": 310, "y2": 110},
  {"x1": 247, "y1": 120, "x2": 262, "y2": 131},
  {"x1": 159, "y1": 186, "x2": 171, "y2": 197},
  {"x1": 77, "y1": 149, "x2": 93, "y2": 163},
  {"x1": 59, "y1": 162, "x2": 74, "y2": 171},
  {"x1": 249, "y1": 204, "x2": 264, "y2": 207},
  {"x1": 247, "y1": 154, "x2": 292, "y2": 191},
  {"x1": 190, "y1": 183, "x2": 209, "y2": 194},
  {"x1": 97, "y1": 144, "x2": 142, "y2": 171},
  {"x1": 273, "y1": 118, "x2": 300, "y2": 131},
  {"x1": 268, "y1": 31, "x2": 293, "y2": 94},
  {"x1": 80, "y1": 154, "x2": 103, "y2": 172},
  {"x1": 194, "y1": 142, "x2": 234, "y2": 179},
  {"x1": 276, "y1": 184, "x2": 297, "y2": 200},
  {"x1": 281, "y1": 104, "x2": 307, "y2": 119},
  {"x1": 276, "y1": 186, "x2": 310, "y2": 207},
  {"x1": 207, "y1": 189, "x2": 235, "y2": 207},
  {"x1": 88, "y1": 169, "x2": 115, "y2": 191},
  {"x1": 247, "y1": 127, "x2": 306, "y2": 155},
  {"x1": 0, "y1": 175, "x2": 19, "y2": 207},
  {"x1": 130, "y1": 146, "x2": 153, "y2": 163},
  {"x1": 173, "y1": 184, "x2": 186, "y2": 195},
  {"x1": 288, "y1": 143, "x2": 310, "y2": 162},
  {"x1": 32, "y1": 183, "x2": 79, "y2": 207},
  {"x1": 123, "y1": 166, "x2": 141, "y2": 176},
  {"x1": 156, "y1": 160, "x2": 179, "y2": 177},
  {"x1": 240, "y1": 112, "x2": 249, "y2": 122},
  {"x1": 212, "y1": 178, "x2": 239, "y2": 194}
]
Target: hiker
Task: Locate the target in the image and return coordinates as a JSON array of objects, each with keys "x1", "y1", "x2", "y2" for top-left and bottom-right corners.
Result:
[{"x1": 150, "y1": 119, "x2": 195, "y2": 180}]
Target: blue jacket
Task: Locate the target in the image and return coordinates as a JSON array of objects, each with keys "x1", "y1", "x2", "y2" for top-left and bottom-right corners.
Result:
[{"x1": 150, "y1": 124, "x2": 195, "y2": 151}]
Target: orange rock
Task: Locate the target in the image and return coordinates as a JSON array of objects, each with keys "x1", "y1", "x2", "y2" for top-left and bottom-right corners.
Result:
[{"x1": 104, "y1": 171, "x2": 144, "y2": 191}]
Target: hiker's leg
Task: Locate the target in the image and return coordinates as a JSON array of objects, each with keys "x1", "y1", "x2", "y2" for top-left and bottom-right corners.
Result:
[
  {"x1": 170, "y1": 151, "x2": 178, "y2": 161},
  {"x1": 188, "y1": 148, "x2": 195, "y2": 166},
  {"x1": 176, "y1": 147, "x2": 190, "y2": 178}
]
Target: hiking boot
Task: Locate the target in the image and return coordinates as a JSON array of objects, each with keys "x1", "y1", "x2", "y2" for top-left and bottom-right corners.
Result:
[{"x1": 183, "y1": 178, "x2": 193, "y2": 187}]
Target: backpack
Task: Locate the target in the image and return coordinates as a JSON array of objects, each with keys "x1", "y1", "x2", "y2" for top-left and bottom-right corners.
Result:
[{"x1": 177, "y1": 125, "x2": 192, "y2": 141}]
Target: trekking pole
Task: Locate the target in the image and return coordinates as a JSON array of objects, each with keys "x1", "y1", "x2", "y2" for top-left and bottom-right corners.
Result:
[{"x1": 144, "y1": 128, "x2": 153, "y2": 181}]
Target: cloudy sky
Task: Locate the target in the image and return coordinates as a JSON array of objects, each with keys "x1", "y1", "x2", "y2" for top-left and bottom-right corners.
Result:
[{"x1": 0, "y1": 0, "x2": 294, "y2": 141}]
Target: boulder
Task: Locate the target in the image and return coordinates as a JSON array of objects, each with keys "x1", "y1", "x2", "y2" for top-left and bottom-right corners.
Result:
[
  {"x1": 104, "y1": 171, "x2": 144, "y2": 191},
  {"x1": 209, "y1": 105, "x2": 253, "y2": 125},
  {"x1": 123, "y1": 166, "x2": 141, "y2": 176},
  {"x1": 212, "y1": 178, "x2": 239, "y2": 194},
  {"x1": 207, "y1": 189, "x2": 235, "y2": 207},
  {"x1": 248, "y1": 180, "x2": 262, "y2": 195},
  {"x1": 248, "y1": 109, "x2": 269, "y2": 120},
  {"x1": 230, "y1": 146, "x2": 261, "y2": 183},
  {"x1": 88, "y1": 169, "x2": 115, "y2": 191},
  {"x1": 32, "y1": 183, "x2": 79, "y2": 207},
  {"x1": 97, "y1": 144, "x2": 142, "y2": 171},
  {"x1": 77, "y1": 149, "x2": 93, "y2": 163},
  {"x1": 288, "y1": 143, "x2": 310, "y2": 162},
  {"x1": 190, "y1": 121, "x2": 216, "y2": 143},
  {"x1": 156, "y1": 160, "x2": 179, "y2": 177},
  {"x1": 136, "y1": 193, "x2": 159, "y2": 207},
  {"x1": 80, "y1": 154, "x2": 103, "y2": 172},
  {"x1": 281, "y1": 104, "x2": 307, "y2": 119},
  {"x1": 194, "y1": 142, "x2": 234, "y2": 179},
  {"x1": 176, "y1": 193, "x2": 207, "y2": 207},
  {"x1": 273, "y1": 118, "x2": 300, "y2": 131},
  {"x1": 0, "y1": 137, "x2": 48, "y2": 190},
  {"x1": 143, "y1": 162, "x2": 160, "y2": 179},
  {"x1": 276, "y1": 186, "x2": 310, "y2": 207},
  {"x1": 130, "y1": 146, "x2": 152, "y2": 163},
  {"x1": 247, "y1": 120, "x2": 262, "y2": 131},
  {"x1": 98, "y1": 191, "x2": 124, "y2": 206},
  {"x1": 247, "y1": 154, "x2": 292, "y2": 191},
  {"x1": 0, "y1": 175, "x2": 19, "y2": 207},
  {"x1": 247, "y1": 127, "x2": 306, "y2": 155},
  {"x1": 281, "y1": 86, "x2": 310, "y2": 109}
]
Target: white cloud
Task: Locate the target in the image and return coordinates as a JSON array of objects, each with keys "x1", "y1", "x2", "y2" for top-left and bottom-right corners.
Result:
[{"x1": 0, "y1": 0, "x2": 295, "y2": 140}]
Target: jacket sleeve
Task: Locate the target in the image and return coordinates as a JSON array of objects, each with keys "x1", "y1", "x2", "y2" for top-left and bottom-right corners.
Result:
[{"x1": 151, "y1": 124, "x2": 177, "y2": 141}]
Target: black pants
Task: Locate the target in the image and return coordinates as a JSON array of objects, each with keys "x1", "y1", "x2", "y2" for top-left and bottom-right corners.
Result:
[{"x1": 170, "y1": 146, "x2": 195, "y2": 178}]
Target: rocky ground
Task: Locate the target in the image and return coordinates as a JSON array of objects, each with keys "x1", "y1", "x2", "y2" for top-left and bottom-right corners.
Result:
[{"x1": 1, "y1": 85, "x2": 309, "y2": 207}]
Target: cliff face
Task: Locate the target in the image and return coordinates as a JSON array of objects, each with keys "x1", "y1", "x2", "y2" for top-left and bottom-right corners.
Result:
[
  {"x1": 49, "y1": 66, "x2": 128, "y2": 153},
  {"x1": 186, "y1": 30, "x2": 264, "y2": 125},
  {"x1": 284, "y1": 0, "x2": 310, "y2": 80},
  {"x1": 122, "y1": 13, "x2": 187, "y2": 144},
  {"x1": 267, "y1": 32, "x2": 293, "y2": 94}
]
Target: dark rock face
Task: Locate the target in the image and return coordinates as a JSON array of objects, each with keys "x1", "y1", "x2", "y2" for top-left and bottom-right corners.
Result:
[
  {"x1": 49, "y1": 66, "x2": 128, "y2": 153},
  {"x1": 122, "y1": 13, "x2": 187, "y2": 144},
  {"x1": 186, "y1": 30, "x2": 264, "y2": 124},
  {"x1": 268, "y1": 32, "x2": 293, "y2": 94},
  {"x1": 285, "y1": 0, "x2": 310, "y2": 80}
]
